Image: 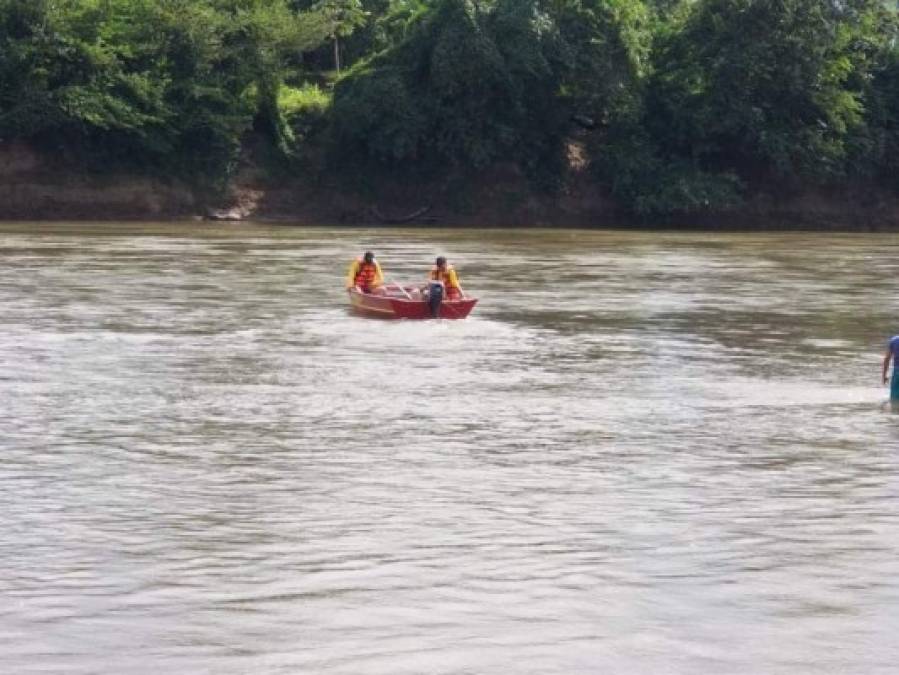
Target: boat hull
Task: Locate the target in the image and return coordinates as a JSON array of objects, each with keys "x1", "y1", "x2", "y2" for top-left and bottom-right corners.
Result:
[{"x1": 348, "y1": 287, "x2": 477, "y2": 319}]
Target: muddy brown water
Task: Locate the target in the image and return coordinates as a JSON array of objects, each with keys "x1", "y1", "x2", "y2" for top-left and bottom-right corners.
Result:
[{"x1": 1, "y1": 222, "x2": 898, "y2": 674}]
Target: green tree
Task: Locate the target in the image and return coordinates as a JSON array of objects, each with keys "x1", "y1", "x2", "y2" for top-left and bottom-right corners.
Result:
[
  {"x1": 547, "y1": 0, "x2": 651, "y2": 120},
  {"x1": 648, "y1": 0, "x2": 886, "y2": 181},
  {"x1": 857, "y1": 38, "x2": 899, "y2": 189},
  {"x1": 0, "y1": 0, "x2": 331, "y2": 180},
  {"x1": 310, "y1": 0, "x2": 367, "y2": 72},
  {"x1": 331, "y1": 0, "x2": 570, "y2": 180},
  {"x1": 217, "y1": 0, "x2": 332, "y2": 154}
]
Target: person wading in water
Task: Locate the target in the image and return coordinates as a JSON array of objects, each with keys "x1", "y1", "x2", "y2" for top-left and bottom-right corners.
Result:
[
  {"x1": 882, "y1": 334, "x2": 899, "y2": 402},
  {"x1": 346, "y1": 251, "x2": 385, "y2": 294}
]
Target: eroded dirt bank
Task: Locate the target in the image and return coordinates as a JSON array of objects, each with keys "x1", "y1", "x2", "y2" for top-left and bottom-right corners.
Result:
[{"x1": 3, "y1": 141, "x2": 899, "y2": 229}]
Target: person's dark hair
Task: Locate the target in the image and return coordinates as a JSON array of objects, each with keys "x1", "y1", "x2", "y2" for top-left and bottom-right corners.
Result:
[
  {"x1": 363, "y1": 251, "x2": 374, "y2": 263},
  {"x1": 435, "y1": 256, "x2": 447, "y2": 266}
]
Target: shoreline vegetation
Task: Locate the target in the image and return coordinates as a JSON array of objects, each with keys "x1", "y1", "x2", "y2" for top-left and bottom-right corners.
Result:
[
  {"x1": 5, "y1": 139, "x2": 899, "y2": 229},
  {"x1": 2, "y1": 0, "x2": 899, "y2": 230}
]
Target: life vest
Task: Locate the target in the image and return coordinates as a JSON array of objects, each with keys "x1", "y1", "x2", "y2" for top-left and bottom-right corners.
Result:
[
  {"x1": 429, "y1": 265, "x2": 456, "y2": 286},
  {"x1": 354, "y1": 260, "x2": 379, "y2": 290},
  {"x1": 429, "y1": 265, "x2": 460, "y2": 298}
]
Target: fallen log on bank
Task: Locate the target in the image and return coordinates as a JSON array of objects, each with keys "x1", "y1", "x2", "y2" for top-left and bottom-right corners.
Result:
[{"x1": 369, "y1": 204, "x2": 434, "y2": 224}]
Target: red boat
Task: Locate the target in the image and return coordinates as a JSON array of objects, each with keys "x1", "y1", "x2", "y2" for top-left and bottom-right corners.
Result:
[{"x1": 348, "y1": 285, "x2": 478, "y2": 319}]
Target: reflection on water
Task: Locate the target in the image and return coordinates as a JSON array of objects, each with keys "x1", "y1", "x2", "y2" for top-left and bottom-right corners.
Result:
[{"x1": 1, "y1": 223, "x2": 898, "y2": 674}]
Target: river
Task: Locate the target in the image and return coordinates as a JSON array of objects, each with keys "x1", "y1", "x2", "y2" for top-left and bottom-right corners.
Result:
[{"x1": 1, "y1": 222, "x2": 898, "y2": 674}]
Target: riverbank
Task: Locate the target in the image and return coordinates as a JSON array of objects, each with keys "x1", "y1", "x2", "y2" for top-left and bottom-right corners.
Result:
[{"x1": 3, "y1": 140, "x2": 899, "y2": 229}]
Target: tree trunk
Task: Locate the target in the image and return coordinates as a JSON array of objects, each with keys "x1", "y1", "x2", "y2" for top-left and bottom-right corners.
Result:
[{"x1": 333, "y1": 36, "x2": 340, "y2": 73}]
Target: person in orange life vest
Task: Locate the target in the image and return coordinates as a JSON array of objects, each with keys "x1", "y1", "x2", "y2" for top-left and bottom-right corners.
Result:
[
  {"x1": 429, "y1": 256, "x2": 462, "y2": 300},
  {"x1": 346, "y1": 251, "x2": 385, "y2": 294}
]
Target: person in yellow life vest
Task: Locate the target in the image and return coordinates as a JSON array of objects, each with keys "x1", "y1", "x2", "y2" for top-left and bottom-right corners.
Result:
[
  {"x1": 429, "y1": 256, "x2": 462, "y2": 300},
  {"x1": 346, "y1": 251, "x2": 385, "y2": 294}
]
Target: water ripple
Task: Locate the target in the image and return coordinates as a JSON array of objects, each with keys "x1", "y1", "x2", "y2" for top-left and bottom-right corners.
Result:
[{"x1": 1, "y1": 224, "x2": 898, "y2": 674}]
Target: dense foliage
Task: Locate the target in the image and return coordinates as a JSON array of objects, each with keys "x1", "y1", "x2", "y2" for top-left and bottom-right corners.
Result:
[
  {"x1": 1, "y1": 0, "x2": 897, "y2": 212},
  {"x1": 0, "y1": 0, "x2": 331, "y2": 184}
]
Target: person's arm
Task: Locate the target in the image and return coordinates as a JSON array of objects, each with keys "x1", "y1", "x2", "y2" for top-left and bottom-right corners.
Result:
[
  {"x1": 346, "y1": 260, "x2": 359, "y2": 289},
  {"x1": 883, "y1": 349, "x2": 893, "y2": 386},
  {"x1": 374, "y1": 261, "x2": 385, "y2": 287}
]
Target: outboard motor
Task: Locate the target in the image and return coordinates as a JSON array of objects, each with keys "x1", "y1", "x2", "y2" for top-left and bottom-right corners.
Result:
[{"x1": 427, "y1": 281, "x2": 445, "y2": 318}]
